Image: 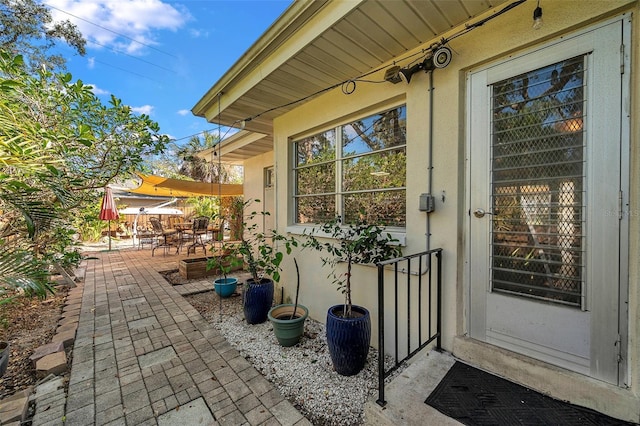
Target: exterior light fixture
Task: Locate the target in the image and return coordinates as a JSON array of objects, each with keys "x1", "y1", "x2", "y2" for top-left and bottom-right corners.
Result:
[
  {"x1": 533, "y1": 0, "x2": 543, "y2": 30},
  {"x1": 399, "y1": 61, "x2": 425, "y2": 84},
  {"x1": 399, "y1": 46, "x2": 453, "y2": 84},
  {"x1": 384, "y1": 66, "x2": 403, "y2": 84}
]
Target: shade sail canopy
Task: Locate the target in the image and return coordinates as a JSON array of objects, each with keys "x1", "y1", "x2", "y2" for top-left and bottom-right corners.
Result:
[{"x1": 130, "y1": 174, "x2": 243, "y2": 198}]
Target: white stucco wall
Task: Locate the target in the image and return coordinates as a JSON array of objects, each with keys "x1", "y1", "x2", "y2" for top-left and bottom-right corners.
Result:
[
  {"x1": 242, "y1": 152, "x2": 271, "y2": 206},
  {"x1": 242, "y1": 0, "x2": 639, "y2": 420}
]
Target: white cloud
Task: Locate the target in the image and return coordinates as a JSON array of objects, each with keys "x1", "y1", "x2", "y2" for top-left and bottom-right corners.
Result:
[
  {"x1": 87, "y1": 83, "x2": 109, "y2": 95},
  {"x1": 87, "y1": 57, "x2": 95, "y2": 69},
  {"x1": 177, "y1": 109, "x2": 190, "y2": 116},
  {"x1": 189, "y1": 28, "x2": 209, "y2": 38},
  {"x1": 46, "y1": 0, "x2": 191, "y2": 54},
  {"x1": 131, "y1": 105, "x2": 154, "y2": 115}
]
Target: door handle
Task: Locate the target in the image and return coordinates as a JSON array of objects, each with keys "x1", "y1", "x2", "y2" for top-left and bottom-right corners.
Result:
[{"x1": 473, "y1": 208, "x2": 494, "y2": 218}]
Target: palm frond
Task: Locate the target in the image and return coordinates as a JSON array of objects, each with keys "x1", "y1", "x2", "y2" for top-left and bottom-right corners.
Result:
[{"x1": 0, "y1": 243, "x2": 52, "y2": 298}]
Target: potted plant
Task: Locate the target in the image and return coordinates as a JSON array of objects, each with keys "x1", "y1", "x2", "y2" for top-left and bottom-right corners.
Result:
[
  {"x1": 268, "y1": 258, "x2": 308, "y2": 347},
  {"x1": 303, "y1": 216, "x2": 401, "y2": 376},
  {"x1": 206, "y1": 253, "x2": 239, "y2": 298},
  {"x1": 227, "y1": 200, "x2": 298, "y2": 324}
]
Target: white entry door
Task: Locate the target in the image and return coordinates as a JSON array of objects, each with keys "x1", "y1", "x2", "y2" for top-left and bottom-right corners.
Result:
[{"x1": 468, "y1": 19, "x2": 628, "y2": 384}]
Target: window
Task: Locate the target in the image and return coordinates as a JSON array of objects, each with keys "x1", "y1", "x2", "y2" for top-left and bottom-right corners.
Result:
[
  {"x1": 490, "y1": 56, "x2": 585, "y2": 306},
  {"x1": 293, "y1": 106, "x2": 406, "y2": 227},
  {"x1": 264, "y1": 167, "x2": 274, "y2": 188}
]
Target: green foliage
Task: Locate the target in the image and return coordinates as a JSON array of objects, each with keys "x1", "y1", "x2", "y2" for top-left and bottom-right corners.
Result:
[
  {"x1": 0, "y1": 240, "x2": 53, "y2": 300},
  {"x1": 206, "y1": 252, "x2": 241, "y2": 280},
  {"x1": 227, "y1": 196, "x2": 245, "y2": 241},
  {"x1": 0, "y1": 50, "x2": 169, "y2": 296},
  {"x1": 0, "y1": 0, "x2": 86, "y2": 71},
  {"x1": 175, "y1": 131, "x2": 242, "y2": 184},
  {"x1": 73, "y1": 193, "x2": 106, "y2": 242},
  {"x1": 302, "y1": 216, "x2": 402, "y2": 317},
  {"x1": 187, "y1": 196, "x2": 219, "y2": 219},
  {"x1": 219, "y1": 200, "x2": 297, "y2": 284}
]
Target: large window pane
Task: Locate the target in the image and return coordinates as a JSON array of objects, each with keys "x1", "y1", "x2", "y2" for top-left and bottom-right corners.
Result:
[
  {"x1": 294, "y1": 105, "x2": 406, "y2": 227},
  {"x1": 297, "y1": 130, "x2": 336, "y2": 166},
  {"x1": 342, "y1": 149, "x2": 406, "y2": 192},
  {"x1": 296, "y1": 195, "x2": 336, "y2": 224},
  {"x1": 491, "y1": 56, "x2": 585, "y2": 306},
  {"x1": 343, "y1": 190, "x2": 406, "y2": 227},
  {"x1": 342, "y1": 107, "x2": 406, "y2": 156},
  {"x1": 296, "y1": 163, "x2": 335, "y2": 195}
]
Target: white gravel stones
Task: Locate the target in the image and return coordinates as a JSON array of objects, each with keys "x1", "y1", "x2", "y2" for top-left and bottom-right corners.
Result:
[{"x1": 187, "y1": 290, "x2": 400, "y2": 425}]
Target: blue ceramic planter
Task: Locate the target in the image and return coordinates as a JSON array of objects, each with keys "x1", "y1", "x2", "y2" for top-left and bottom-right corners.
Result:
[
  {"x1": 326, "y1": 304, "x2": 371, "y2": 376},
  {"x1": 214, "y1": 277, "x2": 238, "y2": 298},
  {"x1": 243, "y1": 278, "x2": 274, "y2": 324}
]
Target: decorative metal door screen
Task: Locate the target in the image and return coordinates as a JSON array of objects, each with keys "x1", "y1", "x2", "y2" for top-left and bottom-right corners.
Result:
[{"x1": 490, "y1": 55, "x2": 585, "y2": 307}]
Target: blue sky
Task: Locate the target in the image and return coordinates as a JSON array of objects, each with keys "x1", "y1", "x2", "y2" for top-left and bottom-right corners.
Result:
[{"x1": 47, "y1": 0, "x2": 292, "y2": 145}]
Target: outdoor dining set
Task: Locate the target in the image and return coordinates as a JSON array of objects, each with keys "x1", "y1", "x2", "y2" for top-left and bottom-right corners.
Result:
[{"x1": 135, "y1": 216, "x2": 222, "y2": 256}]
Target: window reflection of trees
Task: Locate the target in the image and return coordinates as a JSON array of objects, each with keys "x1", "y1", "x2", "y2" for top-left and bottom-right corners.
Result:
[
  {"x1": 294, "y1": 106, "x2": 406, "y2": 226},
  {"x1": 491, "y1": 56, "x2": 585, "y2": 307}
]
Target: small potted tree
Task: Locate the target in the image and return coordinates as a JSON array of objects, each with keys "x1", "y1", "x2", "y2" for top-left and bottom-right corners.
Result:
[
  {"x1": 206, "y1": 252, "x2": 240, "y2": 298},
  {"x1": 228, "y1": 200, "x2": 298, "y2": 324},
  {"x1": 303, "y1": 217, "x2": 401, "y2": 376}
]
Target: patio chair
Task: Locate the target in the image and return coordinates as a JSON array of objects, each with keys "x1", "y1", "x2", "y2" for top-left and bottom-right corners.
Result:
[
  {"x1": 149, "y1": 217, "x2": 178, "y2": 256},
  {"x1": 137, "y1": 225, "x2": 156, "y2": 250},
  {"x1": 182, "y1": 216, "x2": 209, "y2": 256}
]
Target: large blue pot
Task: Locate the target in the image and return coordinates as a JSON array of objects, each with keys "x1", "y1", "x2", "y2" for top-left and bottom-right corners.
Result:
[
  {"x1": 243, "y1": 278, "x2": 274, "y2": 324},
  {"x1": 326, "y1": 304, "x2": 371, "y2": 376}
]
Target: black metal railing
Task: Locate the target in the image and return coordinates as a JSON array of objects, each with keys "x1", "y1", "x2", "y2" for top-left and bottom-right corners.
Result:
[{"x1": 376, "y1": 248, "x2": 443, "y2": 406}]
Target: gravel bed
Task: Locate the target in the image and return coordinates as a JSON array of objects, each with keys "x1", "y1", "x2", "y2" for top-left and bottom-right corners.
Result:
[{"x1": 186, "y1": 283, "x2": 400, "y2": 426}]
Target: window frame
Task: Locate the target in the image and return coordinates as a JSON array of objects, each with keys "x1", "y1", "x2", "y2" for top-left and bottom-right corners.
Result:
[{"x1": 288, "y1": 104, "x2": 407, "y2": 242}]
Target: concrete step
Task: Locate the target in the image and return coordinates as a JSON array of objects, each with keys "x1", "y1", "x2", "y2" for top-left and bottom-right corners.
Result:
[{"x1": 364, "y1": 349, "x2": 462, "y2": 426}]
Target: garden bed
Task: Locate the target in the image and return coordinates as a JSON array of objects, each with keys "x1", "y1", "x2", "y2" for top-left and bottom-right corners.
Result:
[{"x1": 178, "y1": 256, "x2": 241, "y2": 280}]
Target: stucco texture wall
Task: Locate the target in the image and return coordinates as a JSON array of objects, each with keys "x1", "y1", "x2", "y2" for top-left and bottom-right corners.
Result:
[{"x1": 266, "y1": 1, "x2": 638, "y2": 390}]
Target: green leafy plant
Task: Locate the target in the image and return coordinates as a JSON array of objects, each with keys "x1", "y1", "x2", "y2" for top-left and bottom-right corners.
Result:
[
  {"x1": 303, "y1": 216, "x2": 402, "y2": 317},
  {"x1": 206, "y1": 251, "x2": 241, "y2": 281},
  {"x1": 223, "y1": 199, "x2": 297, "y2": 284},
  {"x1": 0, "y1": 50, "x2": 168, "y2": 296},
  {"x1": 227, "y1": 196, "x2": 244, "y2": 241},
  {"x1": 187, "y1": 196, "x2": 219, "y2": 219}
]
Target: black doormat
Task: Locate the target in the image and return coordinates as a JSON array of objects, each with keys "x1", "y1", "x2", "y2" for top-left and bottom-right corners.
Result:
[{"x1": 425, "y1": 362, "x2": 635, "y2": 425}]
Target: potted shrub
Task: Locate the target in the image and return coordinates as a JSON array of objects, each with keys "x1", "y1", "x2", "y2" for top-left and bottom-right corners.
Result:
[
  {"x1": 303, "y1": 217, "x2": 401, "y2": 376},
  {"x1": 227, "y1": 200, "x2": 297, "y2": 324},
  {"x1": 206, "y1": 253, "x2": 239, "y2": 298},
  {"x1": 268, "y1": 258, "x2": 308, "y2": 347}
]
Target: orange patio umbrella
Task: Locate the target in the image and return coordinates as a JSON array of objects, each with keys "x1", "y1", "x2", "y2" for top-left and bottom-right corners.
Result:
[{"x1": 99, "y1": 186, "x2": 119, "y2": 251}]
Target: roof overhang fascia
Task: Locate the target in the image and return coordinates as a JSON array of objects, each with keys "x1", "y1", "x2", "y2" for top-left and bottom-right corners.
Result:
[
  {"x1": 191, "y1": 0, "x2": 363, "y2": 124},
  {"x1": 195, "y1": 130, "x2": 269, "y2": 164}
]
